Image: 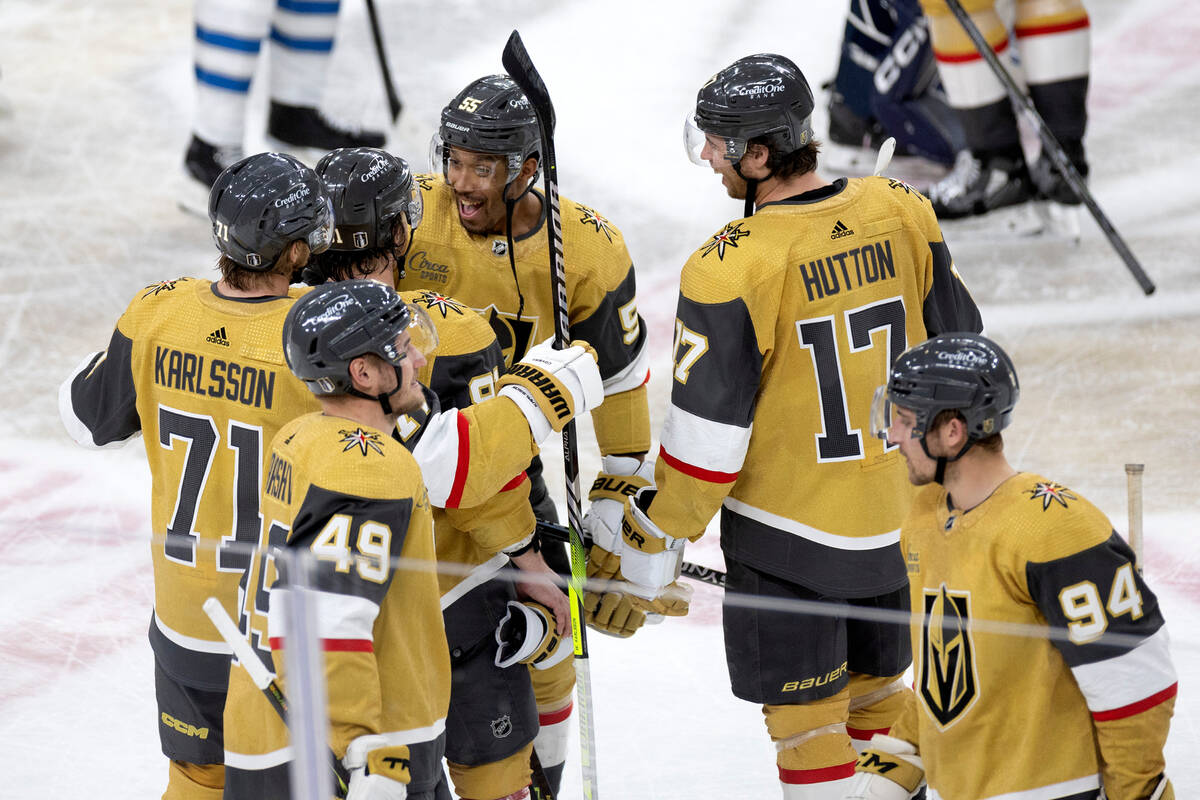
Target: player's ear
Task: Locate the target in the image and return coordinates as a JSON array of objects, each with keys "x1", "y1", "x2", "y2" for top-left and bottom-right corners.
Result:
[
  {"x1": 347, "y1": 354, "x2": 374, "y2": 392},
  {"x1": 741, "y1": 142, "x2": 772, "y2": 179}
]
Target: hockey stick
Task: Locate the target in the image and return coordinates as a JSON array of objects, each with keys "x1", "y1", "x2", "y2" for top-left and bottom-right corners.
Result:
[
  {"x1": 944, "y1": 0, "x2": 1155, "y2": 296},
  {"x1": 534, "y1": 519, "x2": 728, "y2": 589},
  {"x1": 363, "y1": 0, "x2": 402, "y2": 123},
  {"x1": 501, "y1": 30, "x2": 600, "y2": 799},
  {"x1": 202, "y1": 597, "x2": 351, "y2": 797},
  {"x1": 1125, "y1": 463, "x2": 1145, "y2": 574}
]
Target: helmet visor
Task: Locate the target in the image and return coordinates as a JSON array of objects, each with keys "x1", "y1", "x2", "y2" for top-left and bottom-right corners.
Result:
[
  {"x1": 683, "y1": 113, "x2": 747, "y2": 167},
  {"x1": 405, "y1": 179, "x2": 424, "y2": 232},
  {"x1": 403, "y1": 302, "x2": 438, "y2": 359},
  {"x1": 306, "y1": 195, "x2": 335, "y2": 255},
  {"x1": 869, "y1": 385, "x2": 899, "y2": 441},
  {"x1": 429, "y1": 132, "x2": 447, "y2": 177}
]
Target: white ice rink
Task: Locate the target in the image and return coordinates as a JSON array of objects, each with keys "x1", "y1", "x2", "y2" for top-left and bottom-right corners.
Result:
[{"x1": 2, "y1": 0, "x2": 1198, "y2": 797}]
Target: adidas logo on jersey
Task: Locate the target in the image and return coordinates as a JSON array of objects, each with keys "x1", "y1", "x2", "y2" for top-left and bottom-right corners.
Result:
[
  {"x1": 830, "y1": 219, "x2": 854, "y2": 240},
  {"x1": 206, "y1": 326, "x2": 231, "y2": 347}
]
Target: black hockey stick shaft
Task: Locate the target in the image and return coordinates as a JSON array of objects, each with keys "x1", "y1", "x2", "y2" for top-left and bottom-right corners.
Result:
[
  {"x1": 501, "y1": 29, "x2": 600, "y2": 799},
  {"x1": 363, "y1": 0, "x2": 402, "y2": 122},
  {"x1": 202, "y1": 598, "x2": 351, "y2": 797},
  {"x1": 530, "y1": 745, "x2": 556, "y2": 800},
  {"x1": 534, "y1": 520, "x2": 727, "y2": 589},
  {"x1": 944, "y1": 0, "x2": 1154, "y2": 295}
]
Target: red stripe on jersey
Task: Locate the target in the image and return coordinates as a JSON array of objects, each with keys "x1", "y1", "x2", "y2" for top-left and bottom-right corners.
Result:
[
  {"x1": 269, "y1": 637, "x2": 374, "y2": 653},
  {"x1": 935, "y1": 37, "x2": 1009, "y2": 63},
  {"x1": 444, "y1": 411, "x2": 471, "y2": 509},
  {"x1": 1092, "y1": 682, "x2": 1177, "y2": 721},
  {"x1": 779, "y1": 761, "x2": 857, "y2": 784},
  {"x1": 538, "y1": 702, "x2": 574, "y2": 726},
  {"x1": 847, "y1": 726, "x2": 889, "y2": 742},
  {"x1": 640, "y1": 369, "x2": 651, "y2": 386},
  {"x1": 500, "y1": 471, "x2": 528, "y2": 492},
  {"x1": 659, "y1": 445, "x2": 739, "y2": 484},
  {"x1": 1015, "y1": 17, "x2": 1090, "y2": 38}
]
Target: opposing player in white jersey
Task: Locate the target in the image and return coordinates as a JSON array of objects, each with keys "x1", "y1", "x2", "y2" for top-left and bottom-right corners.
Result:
[
  {"x1": 853, "y1": 332, "x2": 1176, "y2": 799},
  {"x1": 614, "y1": 54, "x2": 982, "y2": 799},
  {"x1": 183, "y1": 0, "x2": 386, "y2": 211}
]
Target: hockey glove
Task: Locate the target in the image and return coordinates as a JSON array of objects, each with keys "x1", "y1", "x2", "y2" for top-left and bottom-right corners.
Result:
[
  {"x1": 581, "y1": 455, "x2": 656, "y2": 636},
  {"x1": 344, "y1": 735, "x2": 411, "y2": 800},
  {"x1": 844, "y1": 735, "x2": 925, "y2": 800},
  {"x1": 495, "y1": 600, "x2": 572, "y2": 669},
  {"x1": 619, "y1": 489, "x2": 692, "y2": 616},
  {"x1": 498, "y1": 338, "x2": 603, "y2": 444}
]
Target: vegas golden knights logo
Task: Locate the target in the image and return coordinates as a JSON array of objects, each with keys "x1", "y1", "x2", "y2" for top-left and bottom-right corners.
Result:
[
  {"x1": 920, "y1": 584, "x2": 979, "y2": 727},
  {"x1": 481, "y1": 305, "x2": 537, "y2": 368}
]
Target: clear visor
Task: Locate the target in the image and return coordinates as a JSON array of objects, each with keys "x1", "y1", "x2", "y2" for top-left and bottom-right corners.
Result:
[
  {"x1": 405, "y1": 180, "x2": 424, "y2": 231},
  {"x1": 429, "y1": 132, "x2": 447, "y2": 176},
  {"x1": 869, "y1": 385, "x2": 921, "y2": 444},
  {"x1": 306, "y1": 195, "x2": 335, "y2": 255},
  {"x1": 402, "y1": 302, "x2": 438, "y2": 358},
  {"x1": 431, "y1": 131, "x2": 531, "y2": 187},
  {"x1": 682, "y1": 113, "x2": 747, "y2": 167}
]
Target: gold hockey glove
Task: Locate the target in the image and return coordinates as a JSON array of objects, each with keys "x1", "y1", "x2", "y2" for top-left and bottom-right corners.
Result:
[
  {"x1": 494, "y1": 600, "x2": 571, "y2": 669},
  {"x1": 582, "y1": 542, "x2": 647, "y2": 637}
]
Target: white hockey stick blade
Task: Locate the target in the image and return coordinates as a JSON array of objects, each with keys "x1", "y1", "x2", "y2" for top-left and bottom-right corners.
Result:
[
  {"x1": 873, "y1": 137, "x2": 897, "y2": 176},
  {"x1": 202, "y1": 596, "x2": 275, "y2": 690}
]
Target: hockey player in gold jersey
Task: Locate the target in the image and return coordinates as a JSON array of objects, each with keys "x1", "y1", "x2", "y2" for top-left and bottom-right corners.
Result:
[
  {"x1": 302, "y1": 146, "x2": 575, "y2": 800},
  {"x1": 59, "y1": 152, "x2": 334, "y2": 800},
  {"x1": 852, "y1": 332, "x2": 1176, "y2": 800},
  {"x1": 614, "y1": 55, "x2": 983, "y2": 799},
  {"x1": 402, "y1": 75, "x2": 656, "y2": 793}
]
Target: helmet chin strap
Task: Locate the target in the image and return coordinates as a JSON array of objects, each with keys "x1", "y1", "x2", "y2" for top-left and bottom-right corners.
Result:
[
  {"x1": 920, "y1": 438, "x2": 975, "y2": 485},
  {"x1": 348, "y1": 364, "x2": 406, "y2": 417}
]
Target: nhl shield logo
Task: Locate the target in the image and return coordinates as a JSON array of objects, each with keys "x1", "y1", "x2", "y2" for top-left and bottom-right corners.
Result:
[
  {"x1": 919, "y1": 584, "x2": 979, "y2": 728},
  {"x1": 492, "y1": 239, "x2": 508, "y2": 256},
  {"x1": 490, "y1": 714, "x2": 512, "y2": 739}
]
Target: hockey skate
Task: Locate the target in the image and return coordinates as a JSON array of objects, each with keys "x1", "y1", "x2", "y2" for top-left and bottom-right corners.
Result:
[
  {"x1": 926, "y1": 150, "x2": 1043, "y2": 237},
  {"x1": 265, "y1": 101, "x2": 385, "y2": 165},
  {"x1": 179, "y1": 135, "x2": 245, "y2": 217},
  {"x1": 1030, "y1": 150, "x2": 1087, "y2": 242}
]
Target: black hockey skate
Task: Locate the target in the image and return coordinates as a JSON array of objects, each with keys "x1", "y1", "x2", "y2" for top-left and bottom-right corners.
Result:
[
  {"x1": 927, "y1": 150, "x2": 1033, "y2": 220},
  {"x1": 266, "y1": 101, "x2": 385, "y2": 164},
  {"x1": 179, "y1": 135, "x2": 245, "y2": 216},
  {"x1": 1030, "y1": 149, "x2": 1088, "y2": 205}
]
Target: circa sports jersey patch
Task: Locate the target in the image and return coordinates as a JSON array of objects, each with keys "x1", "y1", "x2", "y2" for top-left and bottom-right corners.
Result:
[
  {"x1": 919, "y1": 584, "x2": 979, "y2": 728},
  {"x1": 700, "y1": 222, "x2": 751, "y2": 260},
  {"x1": 339, "y1": 427, "x2": 386, "y2": 457},
  {"x1": 576, "y1": 204, "x2": 615, "y2": 241},
  {"x1": 412, "y1": 290, "x2": 466, "y2": 318},
  {"x1": 1028, "y1": 481, "x2": 1077, "y2": 510},
  {"x1": 142, "y1": 278, "x2": 187, "y2": 298}
]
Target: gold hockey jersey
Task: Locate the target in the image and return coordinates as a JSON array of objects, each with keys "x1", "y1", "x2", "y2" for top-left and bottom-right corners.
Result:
[
  {"x1": 401, "y1": 174, "x2": 651, "y2": 455},
  {"x1": 59, "y1": 278, "x2": 319, "y2": 689},
  {"x1": 894, "y1": 473, "x2": 1176, "y2": 800},
  {"x1": 224, "y1": 412, "x2": 449, "y2": 792},
  {"x1": 398, "y1": 289, "x2": 535, "y2": 602},
  {"x1": 651, "y1": 177, "x2": 982, "y2": 596}
]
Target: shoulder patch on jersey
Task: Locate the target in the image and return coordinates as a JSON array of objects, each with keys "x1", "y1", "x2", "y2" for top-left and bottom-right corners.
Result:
[
  {"x1": 141, "y1": 278, "x2": 190, "y2": 299},
  {"x1": 574, "y1": 203, "x2": 615, "y2": 242},
  {"x1": 411, "y1": 290, "x2": 467, "y2": 318},
  {"x1": 1027, "y1": 481, "x2": 1077, "y2": 510},
  {"x1": 339, "y1": 427, "x2": 386, "y2": 457},
  {"x1": 700, "y1": 221, "x2": 751, "y2": 260},
  {"x1": 414, "y1": 173, "x2": 435, "y2": 191},
  {"x1": 887, "y1": 178, "x2": 918, "y2": 195}
]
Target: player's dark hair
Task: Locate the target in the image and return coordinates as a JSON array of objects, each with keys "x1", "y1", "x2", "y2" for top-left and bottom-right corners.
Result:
[
  {"x1": 216, "y1": 240, "x2": 308, "y2": 291},
  {"x1": 753, "y1": 137, "x2": 821, "y2": 180}
]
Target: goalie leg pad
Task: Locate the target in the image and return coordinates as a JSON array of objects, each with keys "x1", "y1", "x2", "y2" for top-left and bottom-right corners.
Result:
[
  {"x1": 764, "y1": 693, "x2": 857, "y2": 785},
  {"x1": 448, "y1": 742, "x2": 533, "y2": 800}
]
